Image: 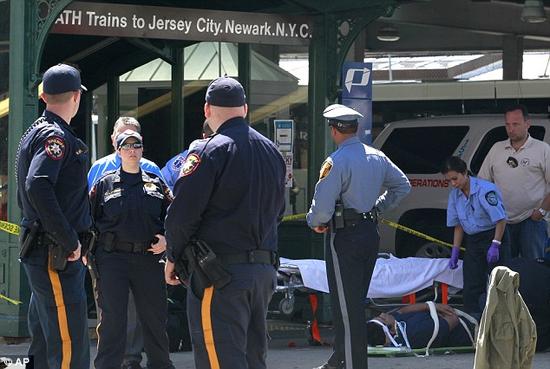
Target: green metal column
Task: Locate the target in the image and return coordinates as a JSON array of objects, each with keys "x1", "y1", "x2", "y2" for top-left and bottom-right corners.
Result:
[
  {"x1": 171, "y1": 47, "x2": 185, "y2": 154},
  {"x1": 238, "y1": 44, "x2": 251, "y2": 106},
  {"x1": 1, "y1": 0, "x2": 73, "y2": 336},
  {"x1": 104, "y1": 75, "x2": 120, "y2": 154},
  {"x1": 2, "y1": 0, "x2": 39, "y2": 337}
]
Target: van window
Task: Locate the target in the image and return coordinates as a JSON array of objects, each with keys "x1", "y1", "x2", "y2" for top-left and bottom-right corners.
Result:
[
  {"x1": 470, "y1": 126, "x2": 546, "y2": 175},
  {"x1": 380, "y1": 126, "x2": 469, "y2": 174}
]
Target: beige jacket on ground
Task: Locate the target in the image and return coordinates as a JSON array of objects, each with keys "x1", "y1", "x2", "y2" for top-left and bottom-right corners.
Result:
[{"x1": 473, "y1": 266, "x2": 537, "y2": 369}]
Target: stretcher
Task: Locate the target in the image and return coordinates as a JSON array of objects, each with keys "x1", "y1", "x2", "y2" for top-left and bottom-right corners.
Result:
[
  {"x1": 275, "y1": 255, "x2": 464, "y2": 344},
  {"x1": 276, "y1": 254, "x2": 463, "y2": 305}
]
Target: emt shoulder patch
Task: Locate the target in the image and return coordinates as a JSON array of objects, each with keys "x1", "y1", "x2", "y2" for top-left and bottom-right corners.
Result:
[
  {"x1": 171, "y1": 155, "x2": 186, "y2": 171},
  {"x1": 44, "y1": 136, "x2": 65, "y2": 160},
  {"x1": 485, "y1": 191, "x2": 498, "y2": 206},
  {"x1": 180, "y1": 153, "x2": 201, "y2": 177},
  {"x1": 318, "y1": 159, "x2": 333, "y2": 181}
]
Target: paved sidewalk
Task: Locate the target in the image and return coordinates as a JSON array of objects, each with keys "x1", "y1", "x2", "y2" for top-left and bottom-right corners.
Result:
[{"x1": 1, "y1": 338, "x2": 549, "y2": 368}]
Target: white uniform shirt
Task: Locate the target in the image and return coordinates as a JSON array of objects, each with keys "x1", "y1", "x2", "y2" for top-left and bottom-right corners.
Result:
[{"x1": 478, "y1": 135, "x2": 550, "y2": 223}]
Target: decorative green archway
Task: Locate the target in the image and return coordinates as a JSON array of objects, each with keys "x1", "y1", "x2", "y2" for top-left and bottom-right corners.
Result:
[{"x1": 4, "y1": 0, "x2": 398, "y2": 335}]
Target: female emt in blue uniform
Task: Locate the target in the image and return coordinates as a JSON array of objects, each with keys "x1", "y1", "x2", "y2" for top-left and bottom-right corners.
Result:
[
  {"x1": 89, "y1": 130, "x2": 174, "y2": 369},
  {"x1": 16, "y1": 64, "x2": 91, "y2": 369},
  {"x1": 443, "y1": 156, "x2": 511, "y2": 315},
  {"x1": 307, "y1": 104, "x2": 411, "y2": 369}
]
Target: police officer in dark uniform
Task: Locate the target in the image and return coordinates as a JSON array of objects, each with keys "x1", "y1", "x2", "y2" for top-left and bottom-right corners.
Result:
[
  {"x1": 89, "y1": 130, "x2": 174, "y2": 369},
  {"x1": 164, "y1": 76, "x2": 286, "y2": 369},
  {"x1": 307, "y1": 104, "x2": 411, "y2": 369},
  {"x1": 16, "y1": 63, "x2": 91, "y2": 369}
]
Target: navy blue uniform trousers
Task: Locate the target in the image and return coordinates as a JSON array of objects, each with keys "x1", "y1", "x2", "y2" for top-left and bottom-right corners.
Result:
[
  {"x1": 463, "y1": 228, "x2": 511, "y2": 314},
  {"x1": 187, "y1": 263, "x2": 276, "y2": 369},
  {"x1": 94, "y1": 249, "x2": 173, "y2": 369},
  {"x1": 325, "y1": 220, "x2": 379, "y2": 369},
  {"x1": 23, "y1": 250, "x2": 90, "y2": 369}
]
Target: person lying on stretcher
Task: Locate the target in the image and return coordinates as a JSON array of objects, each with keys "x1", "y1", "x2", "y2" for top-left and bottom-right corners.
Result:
[{"x1": 367, "y1": 302, "x2": 476, "y2": 350}]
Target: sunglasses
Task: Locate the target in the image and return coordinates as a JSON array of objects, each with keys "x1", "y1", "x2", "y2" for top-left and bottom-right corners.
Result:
[{"x1": 119, "y1": 143, "x2": 143, "y2": 150}]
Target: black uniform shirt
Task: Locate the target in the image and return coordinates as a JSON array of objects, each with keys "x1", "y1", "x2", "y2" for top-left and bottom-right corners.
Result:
[
  {"x1": 16, "y1": 110, "x2": 91, "y2": 252},
  {"x1": 90, "y1": 169, "x2": 172, "y2": 243},
  {"x1": 165, "y1": 117, "x2": 286, "y2": 262}
]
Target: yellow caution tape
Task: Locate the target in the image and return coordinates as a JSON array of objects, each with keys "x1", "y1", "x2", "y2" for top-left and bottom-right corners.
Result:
[
  {"x1": 380, "y1": 218, "x2": 464, "y2": 251},
  {"x1": 0, "y1": 220, "x2": 20, "y2": 236},
  {"x1": 280, "y1": 212, "x2": 462, "y2": 251},
  {"x1": 0, "y1": 294, "x2": 22, "y2": 305},
  {"x1": 282, "y1": 213, "x2": 306, "y2": 222},
  {"x1": 0, "y1": 221, "x2": 23, "y2": 304}
]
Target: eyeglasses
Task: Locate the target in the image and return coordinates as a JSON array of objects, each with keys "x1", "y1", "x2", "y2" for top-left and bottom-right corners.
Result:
[{"x1": 120, "y1": 143, "x2": 143, "y2": 150}]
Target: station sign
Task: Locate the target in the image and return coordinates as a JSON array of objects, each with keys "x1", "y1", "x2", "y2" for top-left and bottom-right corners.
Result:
[
  {"x1": 51, "y1": 2, "x2": 312, "y2": 46},
  {"x1": 341, "y1": 62, "x2": 373, "y2": 144},
  {"x1": 274, "y1": 119, "x2": 294, "y2": 188}
]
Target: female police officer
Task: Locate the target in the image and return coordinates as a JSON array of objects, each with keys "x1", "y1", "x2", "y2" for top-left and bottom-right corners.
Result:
[
  {"x1": 443, "y1": 156, "x2": 510, "y2": 315},
  {"x1": 90, "y1": 130, "x2": 174, "y2": 369}
]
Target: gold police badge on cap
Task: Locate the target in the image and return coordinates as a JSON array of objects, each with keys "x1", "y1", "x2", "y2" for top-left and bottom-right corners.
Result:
[
  {"x1": 318, "y1": 159, "x2": 333, "y2": 181},
  {"x1": 180, "y1": 153, "x2": 201, "y2": 177}
]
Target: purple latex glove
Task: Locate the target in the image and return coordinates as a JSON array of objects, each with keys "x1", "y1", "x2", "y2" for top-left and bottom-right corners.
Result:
[
  {"x1": 448, "y1": 247, "x2": 460, "y2": 269},
  {"x1": 487, "y1": 241, "x2": 500, "y2": 264}
]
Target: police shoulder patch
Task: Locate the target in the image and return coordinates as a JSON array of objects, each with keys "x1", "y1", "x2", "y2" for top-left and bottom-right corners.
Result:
[
  {"x1": 180, "y1": 153, "x2": 201, "y2": 177},
  {"x1": 485, "y1": 191, "x2": 498, "y2": 206},
  {"x1": 44, "y1": 136, "x2": 65, "y2": 160},
  {"x1": 319, "y1": 159, "x2": 333, "y2": 181}
]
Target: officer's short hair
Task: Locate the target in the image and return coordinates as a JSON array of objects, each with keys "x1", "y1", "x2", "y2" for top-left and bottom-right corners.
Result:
[
  {"x1": 330, "y1": 123, "x2": 358, "y2": 134},
  {"x1": 42, "y1": 91, "x2": 75, "y2": 105},
  {"x1": 504, "y1": 104, "x2": 529, "y2": 120},
  {"x1": 113, "y1": 117, "x2": 141, "y2": 134},
  {"x1": 366, "y1": 321, "x2": 386, "y2": 346}
]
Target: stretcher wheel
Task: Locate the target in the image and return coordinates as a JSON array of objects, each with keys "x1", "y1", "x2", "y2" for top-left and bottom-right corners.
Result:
[{"x1": 279, "y1": 297, "x2": 295, "y2": 316}]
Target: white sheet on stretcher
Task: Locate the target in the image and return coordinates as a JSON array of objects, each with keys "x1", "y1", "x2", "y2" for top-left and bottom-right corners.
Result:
[{"x1": 279, "y1": 255, "x2": 463, "y2": 298}]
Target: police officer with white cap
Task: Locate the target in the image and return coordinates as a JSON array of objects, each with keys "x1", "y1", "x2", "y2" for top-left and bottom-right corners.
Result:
[{"x1": 307, "y1": 104, "x2": 411, "y2": 369}]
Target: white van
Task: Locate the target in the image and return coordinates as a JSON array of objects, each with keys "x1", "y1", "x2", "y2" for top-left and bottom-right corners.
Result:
[{"x1": 372, "y1": 114, "x2": 550, "y2": 258}]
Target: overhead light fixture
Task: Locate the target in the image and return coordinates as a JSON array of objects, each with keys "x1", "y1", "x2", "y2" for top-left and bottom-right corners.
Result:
[
  {"x1": 521, "y1": 0, "x2": 547, "y2": 24},
  {"x1": 377, "y1": 25, "x2": 400, "y2": 42}
]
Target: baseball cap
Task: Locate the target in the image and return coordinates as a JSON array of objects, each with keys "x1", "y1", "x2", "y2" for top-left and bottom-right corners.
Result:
[
  {"x1": 205, "y1": 76, "x2": 246, "y2": 107},
  {"x1": 116, "y1": 129, "x2": 143, "y2": 149},
  {"x1": 323, "y1": 104, "x2": 363, "y2": 128},
  {"x1": 43, "y1": 64, "x2": 87, "y2": 94}
]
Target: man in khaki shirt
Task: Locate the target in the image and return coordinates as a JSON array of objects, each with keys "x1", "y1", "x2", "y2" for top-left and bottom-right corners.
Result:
[{"x1": 478, "y1": 105, "x2": 550, "y2": 259}]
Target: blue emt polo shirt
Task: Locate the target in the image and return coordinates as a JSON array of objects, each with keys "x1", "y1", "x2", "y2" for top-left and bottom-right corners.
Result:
[{"x1": 447, "y1": 176, "x2": 507, "y2": 235}]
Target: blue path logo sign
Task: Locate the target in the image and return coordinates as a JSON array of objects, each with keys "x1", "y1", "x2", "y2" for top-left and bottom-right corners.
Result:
[{"x1": 341, "y1": 62, "x2": 373, "y2": 144}]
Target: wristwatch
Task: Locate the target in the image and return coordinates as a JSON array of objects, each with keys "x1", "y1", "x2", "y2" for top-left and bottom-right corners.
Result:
[{"x1": 538, "y1": 208, "x2": 547, "y2": 217}]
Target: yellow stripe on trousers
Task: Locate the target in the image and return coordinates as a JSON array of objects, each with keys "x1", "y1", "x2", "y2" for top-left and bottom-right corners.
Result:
[
  {"x1": 47, "y1": 257, "x2": 72, "y2": 369},
  {"x1": 201, "y1": 286, "x2": 221, "y2": 369}
]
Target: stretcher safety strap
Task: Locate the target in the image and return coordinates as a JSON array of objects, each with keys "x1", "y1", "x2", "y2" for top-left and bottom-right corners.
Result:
[
  {"x1": 201, "y1": 286, "x2": 221, "y2": 369},
  {"x1": 424, "y1": 301, "x2": 440, "y2": 357},
  {"x1": 47, "y1": 254, "x2": 72, "y2": 369}
]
